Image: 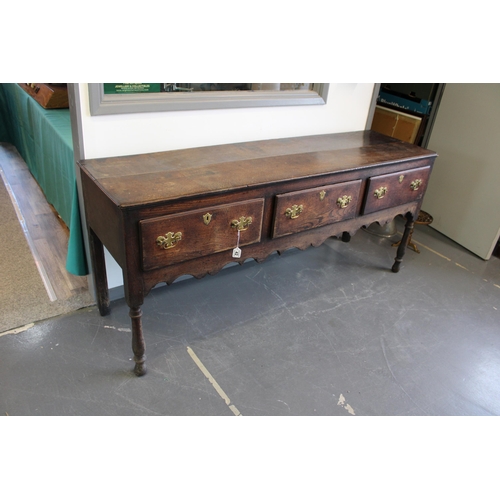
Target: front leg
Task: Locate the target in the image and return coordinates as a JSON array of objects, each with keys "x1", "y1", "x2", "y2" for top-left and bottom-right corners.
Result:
[
  {"x1": 392, "y1": 213, "x2": 414, "y2": 273},
  {"x1": 130, "y1": 306, "x2": 147, "y2": 376}
]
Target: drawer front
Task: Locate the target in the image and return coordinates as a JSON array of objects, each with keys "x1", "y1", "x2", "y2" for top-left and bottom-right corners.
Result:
[
  {"x1": 362, "y1": 166, "x2": 431, "y2": 215},
  {"x1": 140, "y1": 199, "x2": 264, "y2": 270},
  {"x1": 272, "y1": 180, "x2": 362, "y2": 238}
]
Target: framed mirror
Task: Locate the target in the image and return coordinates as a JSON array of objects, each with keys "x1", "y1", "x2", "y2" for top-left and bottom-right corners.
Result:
[{"x1": 88, "y1": 83, "x2": 329, "y2": 115}]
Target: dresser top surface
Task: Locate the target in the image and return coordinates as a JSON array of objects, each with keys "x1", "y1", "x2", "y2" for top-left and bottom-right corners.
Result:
[{"x1": 79, "y1": 130, "x2": 436, "y2": 207}]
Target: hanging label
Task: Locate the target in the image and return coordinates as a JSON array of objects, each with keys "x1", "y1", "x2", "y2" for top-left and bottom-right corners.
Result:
[{"x1": 232, "y1": 229, "x2": 242, "y2": 258}]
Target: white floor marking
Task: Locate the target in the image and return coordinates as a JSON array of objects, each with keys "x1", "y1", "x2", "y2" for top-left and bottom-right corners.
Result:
[
  {"x1": 396, "y1": 232, "x2": 452, "y2": 262},
  {"x1": 395, "y1": 232, "x2": 500, "y2": 283},
  {"x1": 0, "y1": 323, "x2": 35, "y2": 337},
  {"x1": 104, "y1": 325, "x2": 132, "y2": 332},
  {"x1": 187, "y1": 346, "x2": 241, "y2": 416},
  {"x1": 337, "y1": 393, "x2": 355, "y2": 415}
]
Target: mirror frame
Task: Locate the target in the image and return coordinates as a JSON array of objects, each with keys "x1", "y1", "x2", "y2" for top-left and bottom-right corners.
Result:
[{"x1": 88, "y1": 83, "x2": 329, "y2": 115}]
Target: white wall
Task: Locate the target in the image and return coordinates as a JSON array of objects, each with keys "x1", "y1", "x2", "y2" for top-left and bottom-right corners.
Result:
[{"x1": 77, "y1": 83, "x2": 375, "y2": 289}]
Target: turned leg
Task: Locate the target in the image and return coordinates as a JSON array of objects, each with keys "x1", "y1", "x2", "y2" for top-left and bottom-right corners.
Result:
[
  {"x1": 130, "y1": 306, "x2": 147, "y2": 376},
  {"x1": 392, "y1": 213, "x2": 414, "y2": 273},
  {"x1": 341, "y1": 231, "x2": 351, "y2": 242},
  {"x1": 88, "y1": 228, "x2": 110, "y2": 316}
]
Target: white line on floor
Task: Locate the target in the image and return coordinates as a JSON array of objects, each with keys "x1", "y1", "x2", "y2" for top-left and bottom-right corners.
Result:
[
  {"x1": 187, "y1": 346, "x2": 241, "y2": 416},
  {"x1": 337, "y1": 393, "x2": 356, "y2": 415},
  {"x1": 396, "y1": 231, "x2": 452, "y2": 262},
  {"x1": 0, "y1": 323, "x2": 35, "y2": 337},
  {"x1": 397, "y1": 232, "x2": 500, "y2": 291}
]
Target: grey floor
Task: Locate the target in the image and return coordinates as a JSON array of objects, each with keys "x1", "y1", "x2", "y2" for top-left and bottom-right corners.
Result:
[{"x1": 2, "y1": 219, "x2": 500, "y2": 416}]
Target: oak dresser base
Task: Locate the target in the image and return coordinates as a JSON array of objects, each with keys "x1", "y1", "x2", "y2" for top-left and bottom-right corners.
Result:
[{"x1": 79, "y1": 131, "x2": 436, "y2": 376}]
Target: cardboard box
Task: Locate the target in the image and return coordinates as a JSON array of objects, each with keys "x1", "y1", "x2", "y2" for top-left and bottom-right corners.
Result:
[{"x1": 371, "y1": 105, "x2": 422, "y2": 144}]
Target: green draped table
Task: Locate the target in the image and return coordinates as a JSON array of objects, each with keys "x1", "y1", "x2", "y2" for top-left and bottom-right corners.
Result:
[{"x1": 0, "y1": 83, "x2": 88, "y2": 275}]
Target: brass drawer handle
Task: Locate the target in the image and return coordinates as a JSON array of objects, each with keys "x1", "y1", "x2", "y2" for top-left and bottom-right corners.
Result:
[
  {"x1": 156, "y1": 231, "x2": 182, "y2": 249},
  {"x1": 374, "y1": 187, "x2": 388, "y2": 199},
  {"x1": 285, "y1": 204, "x2": 303, "y2": 219},
  {"x1": 410, "y1": 179, "x2": 423, "y2": 191},
  {"x1": 336, "y1": 195, "x2": 352, "y2": 209},
  {"x1": 231, "y1": 216, "x2": 253, "y2": 231}
]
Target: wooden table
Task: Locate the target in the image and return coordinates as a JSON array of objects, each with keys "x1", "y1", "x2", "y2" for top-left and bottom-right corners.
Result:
[{"x1": 79, "y1": 131, "x2": 437, "y2": 376}]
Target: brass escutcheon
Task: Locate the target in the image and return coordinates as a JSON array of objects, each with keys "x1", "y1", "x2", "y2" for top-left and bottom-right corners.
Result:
[
  {"x1": 336, "y1": 195, "x2": 352, "y2": 209},
  {"x1": 410, "y1": 179, "x2": 423, "y2": 191},
  {"x1": 399, "y1": 175, "x2": 405, "y2": 183},
  {"x1": 319, "y1": 190, "x2": 327, "y2": 201},
  {"x1": 374, "y1": 186, "x2": 388, "y2": 199},
  {"x1": 285, "y1": 204, "x2": 303, "y2": 219},
  {"x1": 203, "y1": 213, "x2": 212, "y2": 225},
  {"x1": 156, "y1": 231, "x2": 182, "y2": 249},
  {"x1": 231, "y1": 216, "x2": 253, "y2": 231}
]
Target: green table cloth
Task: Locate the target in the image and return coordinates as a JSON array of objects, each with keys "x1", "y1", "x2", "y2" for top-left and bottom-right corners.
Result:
[{"x1": 0, "y1": 83, "x2": 88, "y2": 275}]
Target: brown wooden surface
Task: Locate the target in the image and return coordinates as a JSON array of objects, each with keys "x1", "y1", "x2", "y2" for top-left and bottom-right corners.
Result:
[
  {"x1": 140, "y1": 198, "x2": 264, "y2": 270},
  {"x1": 273, "y1": 180, "x2": 362, "y2": 238},
  {"x1": 80, "y1": 131, "x2": 436, "y2": 207},
  {"x1": 79, "y1": 130, "x2": 437, "y2": 376},
  {"x1": 362, "y1": 165, "x2": 431, "y2": 215}
]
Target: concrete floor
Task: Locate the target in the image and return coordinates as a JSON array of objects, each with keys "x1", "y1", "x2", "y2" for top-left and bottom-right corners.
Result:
[{"x1": 1, "y1": 220, "x2": 500, "y2": 416}]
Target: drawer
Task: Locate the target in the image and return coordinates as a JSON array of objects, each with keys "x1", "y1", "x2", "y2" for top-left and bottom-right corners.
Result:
[
  {"x1": 272, "y1": 180, "x2": 362, "y2": 238},
  {"x1": 361, "y1": 166, "x2": 431, "y2": 215},
  {"x1": 140, "y1": 198, "x2": 264, "y2": 270}
]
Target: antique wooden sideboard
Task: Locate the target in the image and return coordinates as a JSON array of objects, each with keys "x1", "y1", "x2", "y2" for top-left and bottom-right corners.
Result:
[{"x1": 79, "y1": 131, "x2": 437, "y2": 376}]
